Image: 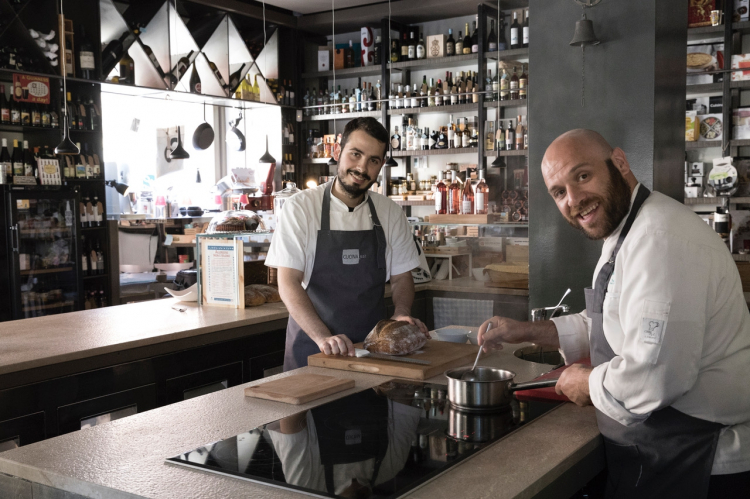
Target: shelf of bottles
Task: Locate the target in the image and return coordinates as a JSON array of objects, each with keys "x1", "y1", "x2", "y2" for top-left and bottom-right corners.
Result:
[
  {"x1": 302, "y1": 109, "x2": 381, "y2": 122},
  {"x1": 393, "y1": 147, "x2": 478, "y2": 157}
]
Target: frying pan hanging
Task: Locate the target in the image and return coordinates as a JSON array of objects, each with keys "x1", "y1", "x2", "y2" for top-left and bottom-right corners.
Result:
[{"x1": 193, "y1": 101, "x2": 214, "y2": 150}]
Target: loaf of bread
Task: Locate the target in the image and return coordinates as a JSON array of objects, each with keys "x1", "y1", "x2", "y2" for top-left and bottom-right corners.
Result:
[
  {"x1": 248, "y1": 284, "x2": 281, "y2": 303},
  {"x1": 363, "y1": 319, "x2": 427, "y2": 355},
  {"x1": 244, "y1": 286, "x2": 267, "y2": 307}
]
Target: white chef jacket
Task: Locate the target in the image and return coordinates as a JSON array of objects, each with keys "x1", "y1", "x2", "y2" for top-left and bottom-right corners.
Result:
[
  {"x1": 267, "y1": 401, "x2": 421, "y2": 494},
  {"x1": 552, "y1": 184, "x2": 750, "y2": 475},
  {"x1": 266, "y1": 180, "x2": 421, "y2": 287}
]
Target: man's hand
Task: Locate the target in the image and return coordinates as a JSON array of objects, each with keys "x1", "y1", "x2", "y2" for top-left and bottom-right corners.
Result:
[
  {"x1": 392, "y1": 314, "x2": 429, "y2": 338},
  {"x1": 317, "y1": 334, "x2": 355, "y2": 356},
  {"x1": 555, "y1": 364, "x2": 593, "y2": 406},
  {"x1": 477, "y1": 316, "x2": 529, "y2": 352}
]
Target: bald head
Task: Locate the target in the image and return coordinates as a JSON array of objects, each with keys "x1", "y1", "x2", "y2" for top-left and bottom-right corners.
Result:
[{"x1": 542, "y1": 129, "x2": 613, "y2": 178}]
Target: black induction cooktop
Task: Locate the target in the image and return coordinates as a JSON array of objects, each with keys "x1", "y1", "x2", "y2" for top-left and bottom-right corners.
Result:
[{"x1": 166, "y1": 380, "x2": 559, "y2": 499}]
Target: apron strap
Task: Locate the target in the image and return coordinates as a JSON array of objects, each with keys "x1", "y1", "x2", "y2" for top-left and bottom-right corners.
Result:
[
  {"x1": 366, "y1": 195, "x2": 388, "y2": 270},
  {"x1": 593, "y1": 183, "x2": 651, "y2": 313},
  {"x1": 321, "y1": 181, "x2": 334, "y2": 232}
]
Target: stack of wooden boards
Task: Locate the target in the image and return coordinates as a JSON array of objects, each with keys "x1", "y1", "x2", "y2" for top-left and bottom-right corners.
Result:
[{"x1": 484, "y1": 243, "x2": 529, "y2": 289}]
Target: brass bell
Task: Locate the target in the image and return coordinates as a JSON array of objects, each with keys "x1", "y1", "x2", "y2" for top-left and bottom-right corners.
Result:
[{"x1": 570, "y1": 13, "x2": 600, "y2": 46}]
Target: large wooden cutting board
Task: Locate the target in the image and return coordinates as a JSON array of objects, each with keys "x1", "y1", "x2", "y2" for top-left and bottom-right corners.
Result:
[
  {"x1": 308, "y1": 340, "x2": 479, "y2": 380},
  {"x1": 244, "y1": 374, "x2": 355, "y2": 405}
]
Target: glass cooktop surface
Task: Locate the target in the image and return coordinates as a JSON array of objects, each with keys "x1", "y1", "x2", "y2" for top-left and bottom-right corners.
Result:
[{"x1": 166, "y1": 380, "x2": 559, "y2": 499}]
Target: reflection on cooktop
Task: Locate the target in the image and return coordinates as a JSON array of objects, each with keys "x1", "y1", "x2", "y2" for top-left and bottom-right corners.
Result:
[{"x1": 166, "y1": 380, "x2": 559, "y2": 499}]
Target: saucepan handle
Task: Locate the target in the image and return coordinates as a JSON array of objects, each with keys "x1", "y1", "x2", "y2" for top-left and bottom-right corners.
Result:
[{"x1": 510, "y1": 378, "x2": 559, "y2": 392}]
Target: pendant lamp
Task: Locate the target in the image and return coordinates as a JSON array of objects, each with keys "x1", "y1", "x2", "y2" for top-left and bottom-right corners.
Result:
[
  {"x1": 328, "y1": 0, "x2": 338, "y2": 167},
  {"x1": 54, "y1": 0, "x2": 79, "y2": 155},
  {"x1": 383, "y1": 0, "x2": 397, "y2": 169},
  {"x1": 259, "y1": 134, "x2": 276, "y2": 164},
  {"x1": 489, "y1": 0, "x2": 502, "y2": 169},
  {"x1": 170, "y1": 126, "x2": 190, "y2": 159}
]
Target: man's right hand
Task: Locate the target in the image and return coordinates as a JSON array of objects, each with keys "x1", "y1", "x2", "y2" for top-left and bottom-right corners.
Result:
[
  {"x1": 477, "y1": 316, "x2": 530, "y2": 352},
  {"x1": 317, "y1": 334, "x2": 356, "y2": 356}
]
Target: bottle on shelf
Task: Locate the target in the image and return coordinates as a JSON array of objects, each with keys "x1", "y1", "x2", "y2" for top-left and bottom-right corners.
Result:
[
  {"x1": 101, "y1": 32, "x2": 130, "y2": 77},
  {"x1": 19, "y1": 100, "x2": 29, "y2": 126},
  {"x1": 206, "y1": 58, "x2": 228, "y2": 89},
  {"x1": 471, "y1": 20, "x2": 479, "y2": 53},
  {"x1": 95, "y1": 239, "x2": 104, "y2": 273},
  {"x1": 446, "y1": 29, "x2": 455, "y2": 56},
  {"x1": 401, "y1": 32, "x2": 409, "y2": 60},
  {"x1": 487, "y1": 19, "x2": 498, "y2": 52},
  {"x1": 519, "y1": 64, "x2": 528, "y2": 100},
  {"x1": 0, "y1": 139, "x2": 10, "y2": 184},
  {"x1": 1, "y1": 85, "x2": 10, "y2": 124},
  {"x1": 64, "y1": 201, "x2": 73, "y2": 227},
  {"x1": 81, "y1": 236, "x2": 89, "y2": 277},
  {"x1": 118, "y1": 49, "x2": 135, "y2": 85},
  {"x1": 506, "y1": 119, "x2": 515, "y2": 150},
  {"x1": 170, "y1": 51, "x2": 194, "y2": 87},
  {"x1": 448, "y1": 170, "x2": 461, "y2": 215},
  {"x1": 391, "y1": 39, "x2": 400, "y2": 62},
  {"x1": 75, "y1": 95, "x2": 85, "y2": 130},
  {"x1": 500, "y1": 69, "x2": 509, "y2": 101},
  {"x1": 435, "y1": 171, "x2": 447, "y2": 215},
  {"x1": 496, "y1": 120, "x2": 506, "y2": 151},
  {"x1": 523, "y1": 9, "x2": 530, "y2": 48},
  {"x1": 417, "y1": 33, "x2": 426, "y2": 60},
  {"x1": 475, "y1": 169, "x2": 489, "y2": 215},
  {"x1": 11, "y1": 139, "x2": 22, "y2": 177},
  {"x1": 189, "y1": 63, "x2": 201, "y2": 94},
  {"x1": 98, "y1": 287, "x2": 107, "y2": 307},
  {"x1": 408, "y1": 32, "x2": 416, "y2": 60},
  {"x1": 10, "y1": 93, "x2": 20, "y2": 126},
  {"x1": 77, "y1": 25, "x2": 96, "y2": 79},
  {"x1": 510, "y1": 67, "x2": 519, "y2": 100},
  {"x1": 89, "y1": 241, "x2": 98, "y2": 276},
  {"x1": 462, "y1": 168, "x2": 474, "y2": 214},
  {"x1": 461, "y1": 119, "x2": 470, "y2": 148},
  {"x1": 455, "y1": 30, "x2": 463, "y2": 55},
  {"x1": 374, "y1": 35, "x2": 381, "y2": 64},
  {"x1": 30, "y1": 103, "x2": 40, "y2": 127},
  {"x1": 22, "y1": 140, "x2": 33, "y2": 176},
  {"x1": 92, "y1": 194, "x2": 102, "y2": 227},
  {"x1": 421, "y1": 127, "x2": 429, "y2": 151},
  {"x1": 516, "y1": 116, "x2": 524, "y2": 150},
  {"x1": 252, "y1": 75, "x2": 261, "y2": 101},
  {"x1": 391, "y1": 126, "x2": 401, "y2": 151},
  {"x1": 486, "y1": 121, "x2": 495, "y2": 151},
  {"x1": 448, "y1": 115, "x2": 456, "y2": 148},
  {"x1": 41, "y1": 102, "x2": 51, "y2": 127},
  {"x1": 462, "y1": 24, "x2": 472, "y2": 54},
  {"x1": 375, "y1": 80, "x2": 382, "y2": 110},
  {"x1": 228, "y1": 63, "x2": 247, "y2": 91},
  {"x1": 436, "y1": 126, "x2": 448, "y2": 149},
  {"x1": 510, "y1": 11, "x2": 521, "y2": 50}
]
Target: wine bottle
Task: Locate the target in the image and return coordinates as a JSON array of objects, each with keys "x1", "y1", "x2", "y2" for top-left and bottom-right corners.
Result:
[
  {"x1": 207, "y1": 58, "x2": 228, "y2": 89},
  {"x1": 448, "y1": 170, "x2": 461, "y2": 215},
  {"x1": 510, "y1": 12, "x2": 520, "y2": 50},
  {"x1": 31, "y1": 103, "x2": 40, "y2": 127},
  {"x1": 189, "y1": 63, "x2": 201, "y2": 94},
  {"x1": 522, "y1": 9, "x2": 529, "y2": 48},
  {"x1": 101, "y1": 32, "x2": 130, "y2": 76},
  {"x1": 0, "y1": 85, "x2": 9, "y2": 124},
  {"x1": 462, "y1": 24, "x2": 472, "y2": 54},
  {"x1": 435, "y1": 171, "x2": 447, "y2": 215},
  {"x1": 78, "y1": 25, "x2": 96, "y2": 79},
  {"x1": 81, "y1": 236, "x2": 89, "y2": 277},
  {"x1": 41, "y1": 103, "x2": 50, "y2": 127},
  {"x1": 471, "y1": 20, "x2": 479, "y2": 53},
  {"x1": 75, "y1": 95, "x2": 85, "y2": 130},
  {"x1": 119, "y1": 49, "x2": 135, "y2": 85},
  {"x1": 408, "y1": 32, "x2": 416, "y2": 60},
  {"x1": 0, "y1": 139, "x2": 11, "y2": 184},
  {"x1": 22, "y1": 140, "x2": 33, "y2": 176},
  {"x1": 252, "y1": 74, "x2": 261, "y2": 101},
  {"x1": 487, "y1": 19, "x2": 498, "y2": 52},
  {"x1": 417, "y1": 33, "x2": 426, "y2": 59},
  {"x1": 11, "y1": 139, "x2": 22, "y2": 177},
  {"x1": 455, "y1": 31, "x2": 463, "y2": 55},
  {"x1": 510, "y1": 66, "x2": 519, "y2": 100},
  {"x1": 96, "y1": 240, "x2": 104, "y2": 274},
  {"x1": 475, "y1": 169, "x2": 489, "y2": 215},
  {"x1": 170, "y1": 50, "x2": 194, "y2": 86},
  {"x1": 462, "y1": 168, "x2": 474, "y2": 214},
  {"x1": 10, "y1": 94, "x2": 20, "y2": 125},
  {"x1": 140, "y1": 41, "x2": 166, "y2": 80},
  {"x1": 446, "y1": 29, "x2": 455, "y2": 56},
  {"x1": 228, "y1": 63, "x2": 247, "y2": 91},
  {"x1": 20, "y1": 101, "x2": 30, "y2": 126}
]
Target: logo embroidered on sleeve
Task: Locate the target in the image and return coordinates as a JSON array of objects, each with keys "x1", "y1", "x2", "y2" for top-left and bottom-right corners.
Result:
[{"x1": 641, "y1": 317, "x2": 665, "y2": 344}]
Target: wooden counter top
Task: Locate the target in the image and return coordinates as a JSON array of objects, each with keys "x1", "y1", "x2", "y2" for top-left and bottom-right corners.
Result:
[{"x1": 0, "y1": 336, "x2": 602, "y2": 499}]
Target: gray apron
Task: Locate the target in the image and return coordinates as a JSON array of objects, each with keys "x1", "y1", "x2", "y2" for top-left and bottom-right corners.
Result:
[
  {"x1": 283, "y1": 182, "x2": 387, "y2": 371},
  {"x1": 584, "y1": 184, "x2": 724, "y2": 498}
]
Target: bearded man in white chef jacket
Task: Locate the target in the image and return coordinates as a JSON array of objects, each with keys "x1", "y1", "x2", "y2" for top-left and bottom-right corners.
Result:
[{"x1": 478, "y1": 129, "x2": 750, "y2": 498}]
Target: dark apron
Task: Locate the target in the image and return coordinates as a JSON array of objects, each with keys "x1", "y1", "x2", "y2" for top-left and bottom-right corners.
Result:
[
  {"x1": 584, "y1": 184, "x2": 724, "y2": 498},
  {"x1": 284, "y1": 182, "x2": 387, "y2": 371},
  {"x1": 311, "y1": 389, "x2": 389, "y2": 495}
]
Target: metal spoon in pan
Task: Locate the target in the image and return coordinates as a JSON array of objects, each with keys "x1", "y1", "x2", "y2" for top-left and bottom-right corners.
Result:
[{"x1": 461, "y1": 336, "x2": 483, "y2": 381}]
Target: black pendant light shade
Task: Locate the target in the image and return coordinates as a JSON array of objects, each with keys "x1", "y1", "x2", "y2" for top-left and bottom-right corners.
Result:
[
  {"x1": 170, "y1": 126, "x2": 190, "y2": 159},
  {"x1": 196, "y1": 168, "x2": 201, "y2": 183},
  {"x1": 384, "y1": 155, "x2": 398, "y2": 167},
  {"x1": 259, "y1": 135, "x2": 276, "y2": 163},
  {"x1": 327, "y1": 157, "x2": 338, "y2": 166},
  {"x1": 55, "y1": 116, "x2": 79, "y2": 155},
  {"x1": 105, "y1": 180, "x2": 130, "y2": 196},
  {"x1": 491, "y1": 155, "x2": 505, "y2": 168}
]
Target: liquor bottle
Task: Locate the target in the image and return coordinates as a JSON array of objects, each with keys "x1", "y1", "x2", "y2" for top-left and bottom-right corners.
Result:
[
  {"x1": 391, "y1": 126, "x2": 401, "y2": 151},
  {"x1": 252, "y1": 75, "x2": 261, "y2": 102},
  {"x1": 170, "y1": 50, "x2": 194, "y2": 86},
  {"x1": 435, "y1": 171, "x2": 447, "y2": 215},
  {"x1": 22, "y1": 140, "x2": 33, "y2": 176},
  {"x1": 510, "y1": 12, "x2": 520, "y2": 50},
  {"x1": 506, "y1": 119, "x2": 515, "y2": 150},
  {"x1": 462, "y1": 121, "x2": 471, "y2": 148},
  {"x1": 81, "y1": 237, "x2": 89, "y2": 277},
  {"x1": 410, "y1": 84, "x2": 419, "y2": 109},
  {"x1": 448, "y1": 170, "x2": 461, "y2": 215},
  {"x1": 510, "y1": 66, "x2": 519, "y2": 100},
  {"x1": 0, "y1": 139, "x2": 10, "y2": 183},
  {"x1": 10, "y1": 94, "x2": 20, "y2": 126},
  {"x1": 206, "y1": 58, "x2": 227, "y2": 89},
  {"x1": 375, "y1": 80, "x2": 382, "y2": 110},
  {"x1": 430, "y1": 128, "x2": 439, "y2": 149},
  {"x1": 406, "y1": 119, "x2": 415, "y2": 150},
  {"x1": 0, "y1": 85, "x2": 9, "y2": 124},
  {"x1": 30, "y1": 103, "x2": 40, "y2": 127},
  {"x1": 11, "y1": 139, "x2": 22, "y2": 177},
  {"x1": 435, "y1": 80, "x2": 444, "y2": 106},
  {"x1": 349, "y1": 86, "x2": 357, "y2": 112},
  {"x1": 354, "y1": 85, "x2": 360, "y2": 112},
  {"x1": 446, "y1": 29, "x2": 455, "y2": 56},
  {"x1": 523, "y1": 116, "x2": 529, "y2": 149},
  {"x1": 500, "y1": 69, "x2": 509, "y2": 101},
  {"x1": 495, "y1": 120, "x2": 505, "y2": 155},
  {"x1": 101, "y1": 32, "x2": 130, "y2": 76},
  {"x1": 485, "y1": 69, "x2": 494, "y2": 102},
  {"x1": 75, "y1": 96, "x2": 85, "y2": 130},
  {"x1": 475, "y1": 169, "x2": 489, "y2": 215},
  {"x1": 119, "y1": 49, "x2": 135, "y2": 85},
  {"x1": 455, "y1": 31, "x2": 463, "y2": 55},
  {"x1": 20, "y1": 101, "x2": 30, "y2": 126},
  {"x1": 417, "y1": 33, "x2": 426, "y2": 59},
  {"x1": 369, "y1": 83, "x2": 377, "y2": 111},
  {"x1": 447, "y1": 115, "x2": 456, "y2": 149},
  {"x1": 486, "y1": 121, "x2": 495, "y2": 151},
  {"x1": 408, "y1": 32, "x2": 416, "y2": 60},
  {"x1": 462, "y1": 168, "x2": 474, "y2": 214},
  {"x1": 189, "y1": 63, "x2": 201, "y2": 94},
  {"x1": 519, "y1": 64, "x2": 528, "y2": 100},
  {"x1": 428, "y1": 78, "x2": 436, "y2": 107},
  {"x1": 374, "y1": 35, "x2": 381, "y2": 64},
  {"x1": 487, "y1": 19, "x2": 498, "y2": 52},
  {"x1": 516, "y1": 116, "x2": 524, "y2": 150},
  {"x1": 436, "y1": 126, "x2": 448, "y2": 149},
  {"x1": 391, "y1": 39, "x2": 400, "y2": 62},
  {"x1": 228, "y1": 63, "x2": 247, "y2": 91},
  {"x1": 64, "y1": 201, "x2": 73, "y2": 227},
  {"x1": 41, "y1": 102, "x2": 50, "y2": 127},
  {"x1": 462, "y1": 24, "x2": 472, "y2": 54},
  {"x1": 421, "y1": 127, "x2": 429, "y2": 150},
  {"x1": 522, "y1": 9, "x2": 530, "y2": 48},
  {"x1": 401, "y1": 32, "x2": 409, "y2": 60},
  {"x1": 471, "y1": 20, "x2": 479, "y2": 53}
]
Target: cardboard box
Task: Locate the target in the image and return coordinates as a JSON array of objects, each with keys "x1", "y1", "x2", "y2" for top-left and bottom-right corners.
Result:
[
  {"x1": 735, "y1": 0, "x2": 749, "y2": 22},
  {"x1": 686, "y1": 111, "x2": 699, "y2": 141},
  {"x1": 334, "y1": 48, "x2": 347, "y2": 70},
  {"x1": 426, "y1": 34, "x2": 446, "y2": 58},
  {"x1": 505, "y1": 244, "x2": 529, "y2": 264},
  {"x1": 699, "y1": 114, "x2": 723, "y2": 141},
  {"x1": 733, "y1": 108, "x2": 750, "y2": 139},
  {"x1": 732, "y1": 54, "x2": 750, "y2": 80},
  {"x1": 318, "y1": 47, "x2": 331, "y2": 72},
  {"x1": 689, "y1": 0, "x2": 715, "y2": 27}
]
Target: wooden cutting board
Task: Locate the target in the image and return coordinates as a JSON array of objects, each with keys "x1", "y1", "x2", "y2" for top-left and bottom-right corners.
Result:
[
  {"x1": 244, "y1": 374, "x2": 355, "y2": 405},
  {"x1": 308, "y1": 340, "x2": 479, "y2": 380}
]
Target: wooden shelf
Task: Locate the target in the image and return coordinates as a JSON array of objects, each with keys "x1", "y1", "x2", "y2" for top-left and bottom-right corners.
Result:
[
  {"x1": 686, "y1": 140, "x2": 722, "y2": 149},
  {"x1": 20, "y1": 267, "x2": 74, "y2": 276},
  {"x1": 686, "y1": 83, "x2": 723, "y2": 96},
  {"x1": 302, "y1": 110, "x2": 381, "y2": 121},
  {"x1": 0, "y1": 124, "x2": 60, "y2": 134},
  {"x1": 393, "y1": 199, "x2": 434, "y2": 206},
  {"x1": 485, "y1": 149, "x2": 528, "y2": 157},
  {"x1": 392, "y1": 147, "x2": 478, "y2": 157},
  {"x1": 483, "y1": 99, "x2": 527, "y2": 108},
  {"x1": 388, "y1": 102, "x2": 477, "y2": 116},
  {"x1": 302, "y1": 65, "x2": 383, "y2": 79},
  {"x1": 22, "y1": 300, "x2": 74, "y2": 313}
]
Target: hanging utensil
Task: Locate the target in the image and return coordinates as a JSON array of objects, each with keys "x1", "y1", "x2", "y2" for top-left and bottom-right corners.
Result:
[{"x1": 192, "y1": 101, "x2": 214, "y2": 150}]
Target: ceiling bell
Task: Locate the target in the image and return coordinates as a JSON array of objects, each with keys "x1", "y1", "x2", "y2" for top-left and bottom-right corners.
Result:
[{"x1": 570, "y1": 13, "x2": 600, "y2": 47}]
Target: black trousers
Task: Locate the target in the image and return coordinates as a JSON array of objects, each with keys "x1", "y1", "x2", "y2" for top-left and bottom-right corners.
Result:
[{"x1": 707, "y1": 470, "x2": 750, "y2": 499}]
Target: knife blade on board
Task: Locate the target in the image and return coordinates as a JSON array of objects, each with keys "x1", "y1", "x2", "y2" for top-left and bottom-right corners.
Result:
[{"x1": 354, "y1": 348, "x2": 431, "y2": 365}]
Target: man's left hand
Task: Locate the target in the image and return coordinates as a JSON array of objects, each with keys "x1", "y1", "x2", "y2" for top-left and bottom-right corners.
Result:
[
  {"x1": 391, "y1": 315, "x2": 430, "y2": 338},
  {"x1": 555, "y1": 364, "x2": 593, "y2": 407}
]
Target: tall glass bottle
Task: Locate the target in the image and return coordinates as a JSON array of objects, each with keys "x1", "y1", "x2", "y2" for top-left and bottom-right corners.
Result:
[
  {"x1": 522, "y1": 9, "x2": 530, "y2": 48},
  {"x1": 500, "y1": 69, "x2": 509, "y2": 101},
  {"x1": 435, "y1": 171, "x2": 447, "y2": 215},
  {"x1": 455, "y1": 31, "x2": 463, "y2": 55},
  {"x1": 519, "y1": 64, "x2": 528, "y2": 100},
  {"x1": 448, "y1": 170, "x2": 461, "y2": 215},
  {"x1": 510, "y1": 11, "x2": 520, "y2": 50},
  {"x1": 475, "y1": 169, "x2": 489, "y2": 214},
  {"x1": 417, "y1": 33, "x2": 426, "y2": 59},
  {"x1": 446, "y1": 29, "x2": 455, "y2": 56},
  {"x1": 462, "y1": 168, "x2": 474, "y2": 214},
  {"x1": 471, "y1": 20, "x2": 479, "y2": 53},
  {"x1": 487, "y1": 20, "x2": 498, "y2": 52},
  {"x1": 462, "y1": 24, "x2": 472, "y2": 54},
  {"x1": 189, "y1": 64, "x2": 201, "y2": 94},
  {"x1": 510, "y1": 66, "x2": 519, "y2": 100}
]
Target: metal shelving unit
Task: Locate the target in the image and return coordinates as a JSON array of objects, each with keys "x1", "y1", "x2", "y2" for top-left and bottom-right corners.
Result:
[
  {"x1": 393, "y1": 147, "x2": 478, "y2": 157},
  {"x1": 388, "y1": 102, "x2": 478, "y2": 115}
]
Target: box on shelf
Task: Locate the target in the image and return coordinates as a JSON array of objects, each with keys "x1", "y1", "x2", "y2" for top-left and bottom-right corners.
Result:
[
  {"x1": 483, "y1": 263, "x2": 529, "y2": 289},
  {"x1": 732, "y1": 54, "x2": 750, "y2": 80},
  {"x1": 427, "y1": 213, "x2": 504, "y2": 224},
  {"x1": 735, "y1": 0, "x2": 749, "y2": 22},
  {"x1": 505, "y1": 244, "x2": 529, "y2": 264},
  {"x1": 699, "y1": 114, "x2": 723, "y2": 141},
  {"x1": 689, "y1": 0, "x2": 715, "y2": 27},
  {"x1": 318, "y1": 46, "x2": 331, "y2": 72},
  {"x1": 688, "y1": 43, "x2": 724, "y2": 85},
  {"x1": 426, "y1": 34, "x2": 446, "y2": 58},
  {"x1": 733, "y1": 108, "x2": 750, "y2": 139},
  {"x1": 686, "y1": 111, "x2": 699, "y2": 141},
  {"x1": 171, "y1": 235, "x2": 196, "y2": 245}
]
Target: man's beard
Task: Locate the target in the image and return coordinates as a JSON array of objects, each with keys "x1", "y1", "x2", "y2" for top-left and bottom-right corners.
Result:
[
  {"x1": 565, "y1": 159, "x2": 632, "y2": 240},
  {"x1": 337, "y1": 168, "x2": 375, "y2": 197}
]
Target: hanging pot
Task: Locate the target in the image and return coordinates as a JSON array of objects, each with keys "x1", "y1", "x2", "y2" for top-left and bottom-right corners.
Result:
[{"x1": 193, "y1": 102, "x2": 215, "y2": 150}]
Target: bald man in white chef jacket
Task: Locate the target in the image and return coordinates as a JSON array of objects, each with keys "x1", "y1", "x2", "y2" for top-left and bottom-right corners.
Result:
[{"x1": 478, "y1": 129, "x2": 750, "y2": 498}]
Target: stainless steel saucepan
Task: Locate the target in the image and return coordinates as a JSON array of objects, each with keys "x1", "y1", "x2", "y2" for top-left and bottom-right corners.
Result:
[{"x1": 445, "y1": 367, "x2": 559, "y2": 412}]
